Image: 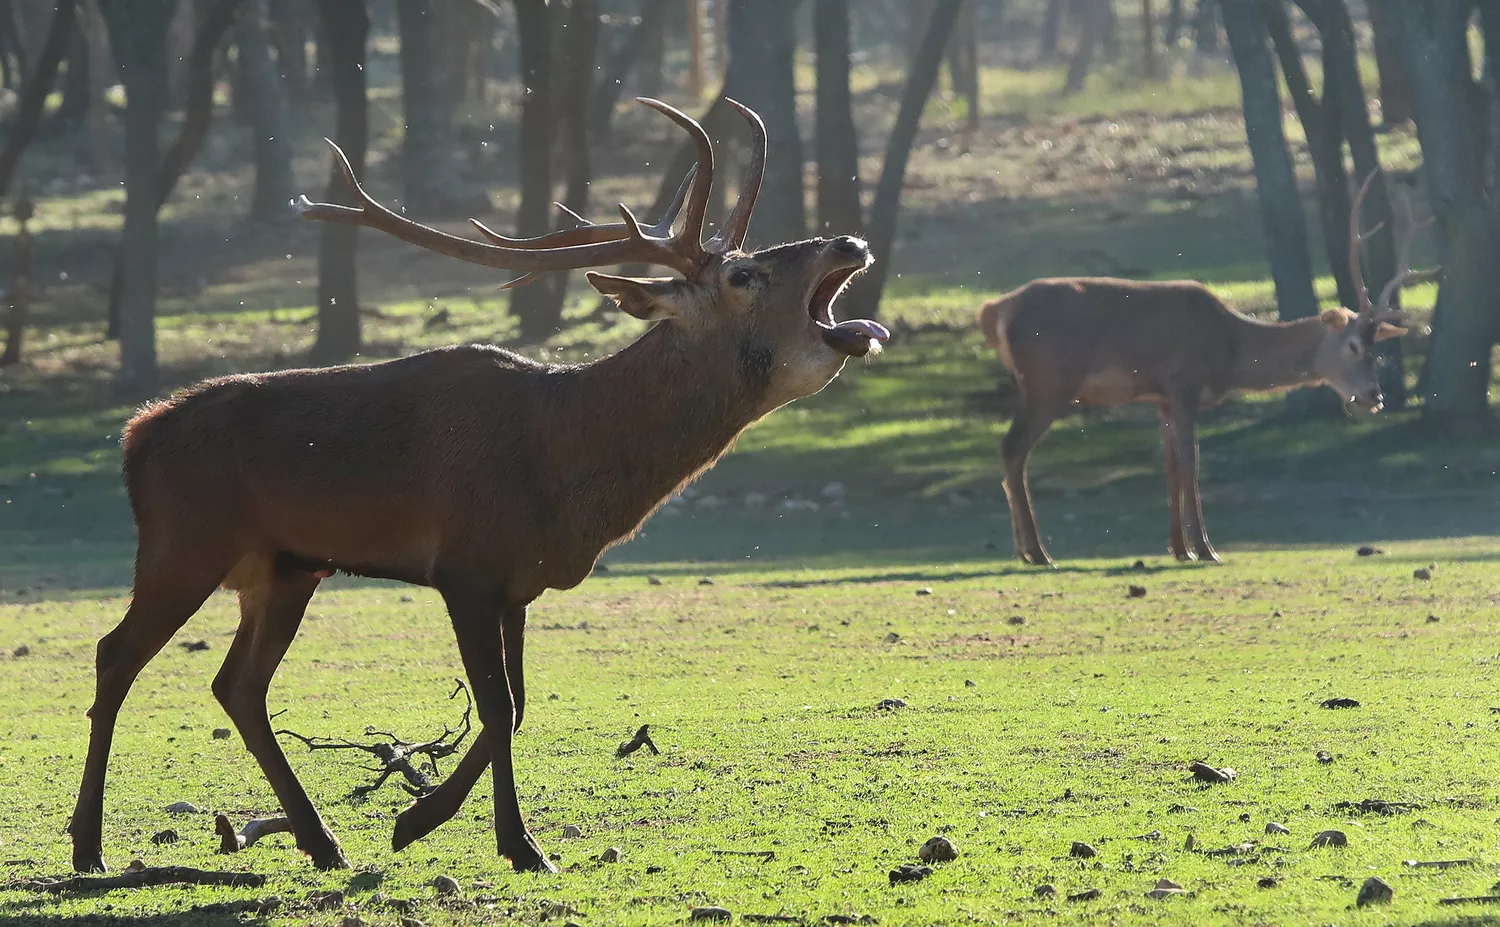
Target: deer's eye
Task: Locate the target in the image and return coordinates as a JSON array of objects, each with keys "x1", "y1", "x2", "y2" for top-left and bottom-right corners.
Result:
[{"x1": 728, "y1": 268, "x2": 755, "y2": 288}]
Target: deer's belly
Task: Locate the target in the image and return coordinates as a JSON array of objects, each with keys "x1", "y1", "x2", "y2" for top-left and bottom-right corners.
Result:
[{"x1": 1075, "y1": 368, "x2": 1156, "y2": 406}]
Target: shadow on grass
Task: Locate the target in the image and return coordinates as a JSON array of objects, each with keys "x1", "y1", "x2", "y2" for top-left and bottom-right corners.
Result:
[{"x1": 0, "y1": 901, "x2": 267, "y2": 927}]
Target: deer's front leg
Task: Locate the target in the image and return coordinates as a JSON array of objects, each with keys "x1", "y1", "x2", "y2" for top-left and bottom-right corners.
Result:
[
  {"x1": 439, "y1": 579, "x2": 554, "y2": 873},
  {"x1": 1156, "y1": 405, "x2": 1191, "y2": 561},
  {"x1": 1169, "y1": 389, "x2": 1221, "y2": 564}
]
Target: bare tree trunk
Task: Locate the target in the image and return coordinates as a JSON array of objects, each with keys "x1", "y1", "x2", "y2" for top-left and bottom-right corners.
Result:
[
  {"x1": 814, "y1": 0, "x2": 862, "y2": 235},
  {"x1": 0, "y1": 0, "x2": 23, "y2": 90},
  {"x1": 1163, "y1": 0, "x2": 1184, "y2": 46},
  {"x1": 1377, "y1": 1, "x2": 1496, "y2": 428},
  {"x1": 0, "y1": 0, "x2": 75, "y2": 200},
  {"x1": 79, "y1": 0, "x2": 111, "y2": 176},
  {"x1": 686, "y1": 0, "x2": 703, "y2": 98},
  {"x1": 592, "y1": 0, "x2": 667, "y2": 146},
  {"x1": 398, "y1": 0, "x2": 483, "y2": 217},
  {"x1": 1262, "y1": 0, "x2": 1354, "y2": 311},
  {"x1": 1039, "y1": 0, "x2": 1063, "y2": 60},
  {"x1": 269, "y1": 0, "x2": 308, "y2": 96},
  {"x1": 845, "y1": 0, "x2": 963, "y2": 318},
  {"x1": 1063, "y1": 0, "x2": 1102, "y2": 94},
  {"x1": 238, "y1": 0, "x2": 292, "y2": 220},
  {"x1": 0, "y1": 199, "x2": 33, "y2": 366},
  {"x1": 507, "y1": 0, "x2": 557, "y2": 340},
  {"x1": 638, "y1": 0, "x2": 664, "y2": 97},
  {"x1": 1299, "y1": 0, "x2": 1404, "y2": 408},
  {"x1": 100, "y1": 0, "x2": 175, "y2": 396},
  {"x1": 1193, "y1": 0, "x2": 1219, "y2": 53},
  {"x1": 166, "y1": 0, "x2": 195, "y2": 105},
  {"x1": 1221, "y1": 0, "x2": 1318, "y2": 323},
  {"x1": 947, "y1": 0, "x2": 979, "y2": 136},
  {"x1": 1367, "y1": 0, "x2": 1412, "y2": 128},
  {"x1": 724, "y1": 0, "x2": 805, "y2": 246},
  {"x1": 54, "y1": 18, "x2": 89, "y2": 124},
  {"x1": 106, "y1": 0, "x2": 242, "y2": 339},
  {"x1": 309, "y1": 0, "x2": 368, "y2": 365},
  {"x1": 1141, "y1": 0, "x2": 1159, "y2": 78}
]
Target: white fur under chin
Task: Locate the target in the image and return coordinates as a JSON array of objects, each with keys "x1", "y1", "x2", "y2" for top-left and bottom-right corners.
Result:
[{"x1": 864, "y1": 340, "x2": 883, "y2": 358}]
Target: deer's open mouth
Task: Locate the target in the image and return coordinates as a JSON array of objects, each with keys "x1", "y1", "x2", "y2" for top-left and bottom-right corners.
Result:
[{"x1": 810, "y1": 263, "x2": 889, "y2": 358}]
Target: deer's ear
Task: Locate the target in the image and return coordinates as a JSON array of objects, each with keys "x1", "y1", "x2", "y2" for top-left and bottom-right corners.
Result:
[
  {"x1": 586, "y1": 272, "x2": 685, "y2": 322},
  {"x1": 1373, "y1": 321, "x2": 1409, "y2": 342},
  {"x1": 1319, "y1": 307, "x2": 1356, "y2": 331}
]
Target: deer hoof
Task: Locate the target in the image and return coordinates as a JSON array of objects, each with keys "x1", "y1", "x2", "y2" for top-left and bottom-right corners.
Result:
[
  {"x1": 307, "y1": 841, "x2": 352, "y2": 871},
  {"x1": 508, "y1": 836, "x2": 558, "y2": 874},
  {"x1": 72, "y1": 851, "x2": 107, "y2": 874}
]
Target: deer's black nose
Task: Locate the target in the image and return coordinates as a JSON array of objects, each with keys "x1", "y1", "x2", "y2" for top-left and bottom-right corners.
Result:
[{"x1": 830, "y1": 235, "x2": 868, "y2": 255}]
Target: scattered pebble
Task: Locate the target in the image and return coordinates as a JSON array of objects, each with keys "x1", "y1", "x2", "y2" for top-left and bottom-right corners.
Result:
[
  {"x1": 1320, "y1": 697, "x2": 1361, "y2": 709},
  {"x1": 690, "y1": 906, "x2": 732, "y2": 921},
  {"x1": 915, "y1": 587, "x2": 933, "y2": 596},
  {"x1": 888, "y1": 863, "x2": 932, "y2": 886},
  {"x1": 1183, "y1": 834, "x2": 1195, "y2": 851},
  {"x1": 1310, "y1": 830, "x2": 1348, "y2": 849},
  {"x1": 164, "y1": 801, "x2": 201, "y2": 814},
  {"x1": 399, "y1": 595, "x2": 414, "y2": 603},
  {"x1": 561, "y1": 824, "x2": 583, "y2": 839},
  {"x1": 1146, "y1": 878, "x2": 1185, "y2": 899},
  {"x1": 311, "y1": 890, "x2": 345, "y2": 910},
  {"x1": 875, "y1": 698, "x2": 908, "y2": 711},
  {"x1": 1133, "y1": 830, "x2": 1161, "y2": 841},
  {"x1": 884, "y1": 632, "x2": 901, "y2": 644},
  {"x1": 1414, "y1": 567, "x2": 1432, "y2": 581},
  {"x1": 1258, "y1": 876, "x2": 1279, "y2": 889},
  {"x1": 12, "y1": 644, "x2": 30, "y2": 658},
  {"x1": 341, "y1": 917, "x2": 366, "y2": 927},
  {"x1": 151, "y1": 829, "x2": 179, "y2": 845},
  {"x1": 647, "y1": 576, "x2": 662, "y2": 586},
  {"x1": 399, "y1": 918, "x2": 427, "y2": 927},
  {"x1": 918, "y1": 836, "x2": 958, "y2": 863},
  {"x1": 698, "y1": 577, "x2": 714, "y2": 586},
  {"x1": 1067, "y1": 888, "x2": 1101, "y2": 902},
  {"x1": 1069, "y1": 841, "x2": 1097, "y2": 859},
  {"x1": 1427, "y1": 614, "x2": 1440, "y2": 623},
  {"x1": 1316, "y1": 750, "x2": 1334, "y2": 764},
  {"x1": 1189, "y1": 761, "x2": 1236, "y2": 784},
  {"x1": 212, "y1": 728, "x2": 232, "y2": 740},
  {"x1": 598, "y1": 846, "x2": 622, "y2": 863},
  {"x1": 127, "y1": 859, "x2": 146, "y2": 871},
  {"x1": 1006, "y1": 615, "x2": 1026, "y2": 626},
  {"x1": 431, "y1": 875, "x2": 460, "y2": 896},
  {"x1": 1265, "y1": 822, "x2": 1290, "y2": 836},
  {"x1": 1357, "y1": 877, "x2": 1394, "y2": 907},
  {"x1": 1033, "y1": 884, "x2": 1056, "y2": 898},
  {"x1": 963, "y1": 679, "x2": 976, "y2": 688},
  {"x1": 180, "y1": 640, "x2": 210, "y2": 652},
  {"x1": 1127, "y1": 585, "x2": 1147, "y2": 598},
  {"x1": 1130, "y1": 559, "x2": 1147, "y2": 571},
  {"x1": 1356, "y1": 546, "x2": 1383, "y2": 557}
]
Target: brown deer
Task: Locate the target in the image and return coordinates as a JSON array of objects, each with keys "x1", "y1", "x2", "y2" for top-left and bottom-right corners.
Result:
[
  {"x1": 69, "y1": 98, "x2": 889, "y2": 875},
  {"x1": 978, "y1": 172, "x2": 1432, "y2": 566}
]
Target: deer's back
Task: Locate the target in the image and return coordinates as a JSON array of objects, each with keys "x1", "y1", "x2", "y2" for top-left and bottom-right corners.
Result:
[{"x1": 981, "y1": 278, "x2": 1240, "y2": 405}]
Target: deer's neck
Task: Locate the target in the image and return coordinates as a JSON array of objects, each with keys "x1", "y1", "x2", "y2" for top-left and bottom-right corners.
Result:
[
  {"x1": 1225, "y1": 315, "x2": 1325, "y2": 393},
  {"x1": 557, "y1": 325, "x2": 766, "y2": 545}
]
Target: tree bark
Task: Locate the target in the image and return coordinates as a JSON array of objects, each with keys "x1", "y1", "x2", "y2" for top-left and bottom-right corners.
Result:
[
  {"x1": 1141, "y1": 0, "x2": 1158, "y2": 79},
  {"x1": 844, "y1": 0, "x2": 963, "y2": 318},
  {"x1": 1367, "y1": 0, "x2": 1412, "y2": 128},
  {"x1": 0, "y1": 0, "x2": 75, "y2": 200},
  {"x1": 1221, "y1": 0, "x2": 1318, "y2": 322},
  {"x1": 947, "y1": 0, "x2": 980, "y2": 135},
  {"x1": 268, "y1": 0, "x2": 308, "y2": 96},
  {"x1": 396, "y1": 0, "x2": 483, "y2": 217},
  {"x1": 79, "y1": 0, "x2": 111, "y2": 176},
  {"x1": 1377, "y1": 1, "x2": 1495, "y2": 427},
  {"x1": 107, "y1": 0, "x2": 242, "y2": 339},
  {"x1": 1063, "y1": 0, "x2": 1102, "y2": 94},
  {"x1": 1, "y1": 199, "x2": 33, "y2": 366},
  {"x1": 724, "y1": 0, "x2": 805, "y2": 246},
  {"x1": 686, "y1": 0, "x2": 703, "y2": 98},
  {"x1": 100, "y1": 0, "x2": 175, "y2": 396},
  {"x1": 1039, "y1": 0, "x2": 1063, "y2": 60},
  {"x1": 1193, "y1": 0, "x2": 1219, "y2": 53},
  {"x1": 507, "y1": 0, "x2": 557, "y2": 340},
  {"x1": 814, "y1": 0, "x2": 862, "y2": 235},
  {"x1": 309, "y1": 0, "x2": 368, "y2": 365},
  {"x1": 592, "y1": 0, "x2": 668, "y2": 147},
  {"x1": 54, "y1": 16, "x2": 89, "y2": 124},
  {"x1": 238, "y1": 0, "x2": 293, "y2": 219},
  {"x1": 1163, "y1": 0, "x2": 1184, "y2": 46},
  {"x1": 637, "y1": 0, "x2": 664, "y2": 97}
]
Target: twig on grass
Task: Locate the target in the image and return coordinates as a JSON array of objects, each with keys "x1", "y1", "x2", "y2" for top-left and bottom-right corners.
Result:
[
  {"x1": 711, "y1": 849, "x2": 776, "y2": 862},
  {"x1": 14, "y1": 866, "x2": 265, "y2": 893},
  {"x1": 215, "y1": 813, "x2": 293, "y2": 853},
  {"x1": 616, "y1": 724, "x2": 659, "y2": 758}
]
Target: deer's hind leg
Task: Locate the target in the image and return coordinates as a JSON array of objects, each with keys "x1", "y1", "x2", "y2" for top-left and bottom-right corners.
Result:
[
  {"x1": 1167, "y1": 388, "x2": 1221, "y2": 564},
  {"x1": 71, "y1": 540, "x2": 232, "y2": 872},
  {"x1": 213, "y1": 554, "x2": 349, "y2": 869},
  {"x1": 1156, "y1": 404, "x2": 1191, "y2": 561},
  {"x1": 1001, "y1": 392, "x2": 1065, "y2": 566}
]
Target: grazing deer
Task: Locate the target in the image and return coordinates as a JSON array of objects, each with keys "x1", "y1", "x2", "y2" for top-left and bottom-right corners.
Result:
[
  {"x1": 978, "y1": 172, "x2": 1431, "y2": 566},
  {"x1": 69, "y1": 98, "x2": 888, "y2": 875}
]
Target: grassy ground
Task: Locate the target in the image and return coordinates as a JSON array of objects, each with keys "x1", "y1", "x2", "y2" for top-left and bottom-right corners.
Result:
[{"x1": 3, "y1": 27, "x2": 1498, "y2": 927}]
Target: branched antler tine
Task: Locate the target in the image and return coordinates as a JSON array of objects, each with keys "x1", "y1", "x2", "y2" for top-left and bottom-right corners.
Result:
[
  {"x1": 468, "y1": 217, "x2": 631, "y2": 248},
  {"x1": 645, "y1": 164, "x2": 698, "y2": 237},
  {"x1": 554, "y1": 201, "x2": 591, "y2": 226},
  {"x1": 709, "y1": 98, "x2": 767, "y2": 252},
  {"x1": 1347, "y1": 170, "x2": 1380, "y2": 316},
  {"x1": 1376, "y1": 210, "x2": 1440, "y2": 310},
  {"x1": 636, "y1": 97, "x2": 714, "y2": 251}
]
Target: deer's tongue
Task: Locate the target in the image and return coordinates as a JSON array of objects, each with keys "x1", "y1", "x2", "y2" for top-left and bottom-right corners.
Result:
[{"x1": 820, "y1": 319, "x2": 891, "y2": 356}]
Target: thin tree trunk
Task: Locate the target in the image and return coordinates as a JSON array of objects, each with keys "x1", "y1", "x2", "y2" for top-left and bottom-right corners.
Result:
[
  {"x1": 397, "y1": 0, "x2": 480, "y2": 217},
  {"x1": 54, "y1": 17, "x2": 89, "y2": 123},
  {"x1": 0, "y1": 199, "x2": 33, "y2": 366},
  {"x1": 0, "y1": 0, "x2": 75, "y2": 200},
  {"x1": 724, "y1": 0, "x2": 805, "y2": 246},
  {"x1": 1063, "y1": 0, "x2": 1102, "y2": 94},
  {"x1": 1262, "y1": 0, "x2": 1354, "y2": 311},
  {"x1": 100, "y1": 0, "x2": 175, "y2": 396},
  {"x1": 638, "y1": 0, "x2": 664, "y2": 97},
  {"x1": 814, "y1": 0, "x2": 862, "y2": 235},
  {"x1": 686, "y1": 0, "x2": 703, "y2": 98},
  {"x1": 309, "y1": 0, "x2": 368, "y2": 365},
  {"x1": 844, "y1": 0, "x2": 963, "y2": 318},
  {"x1": 1367, "y1": 0, "x2": 1412, "y2": 128},
  {"x1": 79, "y1": 0, "x2": 112, "y2": 177},
  {"x1": 1377, "y1": 1, "x2": 1495, "y2": 428},
  {"x1": 1193, "y1": 0, "x2": 1219, "y2": 53},
  {"x1": 947, "y1": 0, "x2": 979, "y2": 135},
  {"x1": 106, "y1": 0, "x2": 242, "y2": 339},
  {"x1": 1221, "y1": 0, "x2": 1318, "y2": 322},
  {"x1": 508, "y1": 0, "x2": 557, "y2": 340},
  {"x1": 1039, "y1": 0, "x2": 1063, "y2": 60},
  {"x1": 1141, "y1": 0, "x2": 1158, "y2": 78},
  {"x1": 238, "y1": 0, "x2": 292, "y2": 219},
  {"x1": 1164, "y1": 0, "x2": 1184, "y2": 46},
  {"x1": 0, "y1": 0, "x2": 22, "y2": 90},
  {"x1": 593, "y1": 0, "x2": 668, "y2": 146},
  {"x1": 269, "y1": 0, "x2": 307, "y2": 95}
]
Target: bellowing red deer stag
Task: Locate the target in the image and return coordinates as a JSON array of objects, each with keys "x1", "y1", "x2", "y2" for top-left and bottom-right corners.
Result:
[
  {"x1": 978, "y1": 172, "x2": 1432, "y2": 566},
  {"x1": 69, "y1": 98, "x2": 888, "y2": 875}
]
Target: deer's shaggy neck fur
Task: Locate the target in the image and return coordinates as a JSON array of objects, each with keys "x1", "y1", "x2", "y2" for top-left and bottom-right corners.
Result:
[{"x1": 1224, "y1": 314, "x2": 1325, "y2": 394}]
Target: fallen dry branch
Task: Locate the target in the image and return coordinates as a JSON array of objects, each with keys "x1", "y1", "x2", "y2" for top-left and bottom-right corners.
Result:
[
  {"x1": 275, "y1": 680, "x2": 473, "y2": 798},
  {"x1": 615, "y1": 724, "x2": 659, "y2": 758},
  {"x1": 216, "y1": 813, "x2": 293, "y2": 853},
  {"x1": 711, "y1": 849, "x2": 776, "y2": 862},
  {"x1": 15, "y1": 866, "x2": 265, "y2": 893}
]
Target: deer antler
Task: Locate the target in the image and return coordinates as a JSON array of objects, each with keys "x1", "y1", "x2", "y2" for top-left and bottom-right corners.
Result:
[
  {"x1": 1347, "y1": 171, "x2": 1385, "y2": 317},
  {"x1": 1347, "y1": 170, "x2": 1437, "y2": 325},
  {"x1": 1374, "y1": 193, "x2": 1438, "y2": 315},
  {"x1": 294, "y1": 97, "x2": 767, "y2": 280}
]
